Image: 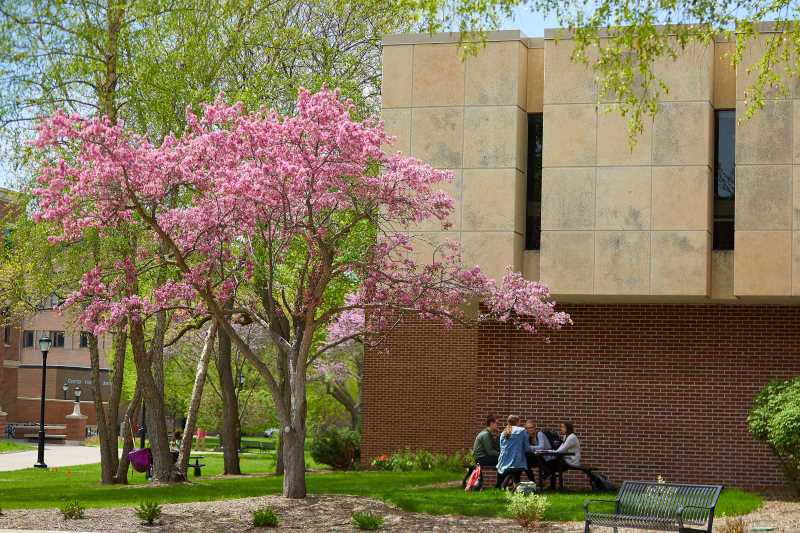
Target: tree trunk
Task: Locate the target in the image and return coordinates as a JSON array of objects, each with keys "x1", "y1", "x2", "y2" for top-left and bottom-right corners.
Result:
[
  {"x1": 327, "y1": 382, "x2": 360, "y2": 431},
  {"x1": 177, "y1": 324, "x2": 216, "y2": 477},
  {"x1": 129, "y1": 320, "x2": 177, "y2": 482},
  {"x1": 216, "y1": 326, "x2": 241, "y2": 475},
  {"x1": 282, "y1": 425, "x2": 307, "y2": 498},
  {"x1": 114, "y1": 382, "x2": 142, "y2": 484},
  {"x1": 88, "y1": 334, "x2": 117, "y2": 483}
]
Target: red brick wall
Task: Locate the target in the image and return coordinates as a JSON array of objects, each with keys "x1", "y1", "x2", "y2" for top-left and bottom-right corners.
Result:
[{"x1": 362, "y1": 304, "x2": 800, "y2": 491}]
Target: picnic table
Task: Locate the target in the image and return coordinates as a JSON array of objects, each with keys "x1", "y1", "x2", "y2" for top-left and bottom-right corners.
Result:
[
  {"x1": 189, "y1": 455, "x2": 205, "y2": 477},
  {"x1": 532, "y1": 450, "x2": 574, "y2": 491}
]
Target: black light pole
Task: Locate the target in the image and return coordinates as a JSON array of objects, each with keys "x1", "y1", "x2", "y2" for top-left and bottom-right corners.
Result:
[{"x1": 34, "y1": 335, "x2": 52, "y2": 469}]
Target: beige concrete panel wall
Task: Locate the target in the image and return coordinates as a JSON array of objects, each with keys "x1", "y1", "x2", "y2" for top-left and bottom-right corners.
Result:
[
  {"x1": 527, "y1": 47, "x2": 544, "y2": 113},
  {"x1": 382, "y1": 37, "x2": 528, "y2": 282},
  {"x1": 541, "y1": 167, "x2": 595, "y2": 230},
  {"x1": 465, "y1": 41, "x2": 526, "y2": 107},
  {"x1": 412, "y1": 44, "x2": 465, "y2": 107},
  {"x1": 710, "y1": 251, "x2": 735, "y2": 299},
  {"x1": 714, "y1": 42, "x2": 736, "y2": 109},
  {"x1": 382, "y1": 45, "x2": 413, "y2": 108},
  {"x1": 735, "y1": 231, "x2": 792, "y2": 296},
  {"x1": 651, "y1": 231, "x2": 710, "y2": 295},
  {"x1": 651, "y1": 166, "x2": 712, "y2": 231},
  {"x1": 595, "y1": 167, "x2": 651, "y2": 230},
  {"x1": 523, "y1": 250, "x2": 540, "y2": 281},
  {"x1": 734, "y1": 31, "x2": 800, "y2": 296},
  {"x1": 541, "y1": 34, "x2": 713, "y2": 298},
  {"x1": 597, "y1": 104, "x2": 652, "y2": 166},
  {"x1": 594, "y1": 231, "x2": 650, "y2": 294},
  {"x1": 542, "y1": 104, "x2": 597, "y2": 167},
  {"x1": 652, "y1": 40, "x2": 714, "y2": 102},
  {"x1": 540, "y1": 231, "x2": 594, "y2": 294},
  {"x1": 461, "y1": 169, "x2": 523, "y2": 233}
]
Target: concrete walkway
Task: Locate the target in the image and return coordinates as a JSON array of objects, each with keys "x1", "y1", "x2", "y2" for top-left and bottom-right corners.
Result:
[{"x1": 0, "y1": 443, "x2": 100, "y2": 471}]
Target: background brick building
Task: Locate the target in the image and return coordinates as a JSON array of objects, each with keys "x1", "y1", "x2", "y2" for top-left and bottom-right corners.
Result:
[{"x1": 364, "y1": 26, "x2": 800, "y2": 490}]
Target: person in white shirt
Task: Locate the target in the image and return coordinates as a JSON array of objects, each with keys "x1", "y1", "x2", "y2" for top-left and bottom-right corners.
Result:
[{"x1": 555, "y1": 420, "x2": 581, "y2": 468}]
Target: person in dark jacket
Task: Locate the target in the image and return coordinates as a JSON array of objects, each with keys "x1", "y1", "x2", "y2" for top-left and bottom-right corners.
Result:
[{"x1": 463, "y1": 415, "x2": 500, "y2": 487}]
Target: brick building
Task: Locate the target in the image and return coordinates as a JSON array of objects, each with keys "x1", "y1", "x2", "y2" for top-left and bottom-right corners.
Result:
[
  {"x1": 0, "y1": 187, "x2": 109, "y2": 430},
  {"x1": 363, "y1": 26, "x2": 800, "y2": 490}
]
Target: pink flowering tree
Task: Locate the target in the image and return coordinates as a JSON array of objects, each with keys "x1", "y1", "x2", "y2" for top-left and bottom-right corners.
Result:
[{"x1": 31, "y1": 88, "x2": 570, "y2": 497}]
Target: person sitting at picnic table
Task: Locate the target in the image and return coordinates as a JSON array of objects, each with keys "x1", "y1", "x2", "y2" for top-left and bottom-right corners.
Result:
[
  {"x1": 524, "y1": 420, "x2": 557, "y2": 487},
  {"x1": 553, "y1": 420, "x2": 581, "y2": 470},
  {"x1": 463, "y1": 414, "x2": 500, "y2": 487},
  {"x1": 496, "y1": 415, "x2": 531, "y2": 489}
]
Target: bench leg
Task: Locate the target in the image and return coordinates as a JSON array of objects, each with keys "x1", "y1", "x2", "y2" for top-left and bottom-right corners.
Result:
[
  {"x1": 193, "y1": 466, "x2": 201, "y2": 477},
  {"x1": 583, "y1": 521, "x2": 590, "y2": 533}
]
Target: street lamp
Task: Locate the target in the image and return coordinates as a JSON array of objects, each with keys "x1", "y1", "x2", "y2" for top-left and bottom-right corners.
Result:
[
  {"x1": 34, "y1": 335, "x2": 52, "y2": 469},
  {"x1": 62, "y1": 381, "x2": 69, "y2": 400},
  {"x1": 73, "y1": 385, "x2": 82, "y2": 403}
]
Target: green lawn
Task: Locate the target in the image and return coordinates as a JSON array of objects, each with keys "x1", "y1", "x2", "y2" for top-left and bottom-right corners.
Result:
[
  {"x1": 0, "y1": 441, "x2": 32, "y2": 454},
  {"x1": 0, "y1": 457, "x2": 762, "y2": 521}
]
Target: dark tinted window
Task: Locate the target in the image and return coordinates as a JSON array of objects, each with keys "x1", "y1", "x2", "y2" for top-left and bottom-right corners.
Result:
[
  {"x1": 714, "y1": 110, "x2": 735, "y2": 250},
  {"x1": 51, "y1": 330, "x2": 65, "y2": 348},
  {"x1": 526, "y1": 114, "x2": 543, "y2": 250},
  {"x1": 23, "y1": 330, "x2": 34, "y2": 348}
]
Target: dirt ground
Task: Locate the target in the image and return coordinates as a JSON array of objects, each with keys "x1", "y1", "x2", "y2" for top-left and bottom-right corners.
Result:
[{"x1": 0, "y1": 495, "x2": 797, "y2": 532}]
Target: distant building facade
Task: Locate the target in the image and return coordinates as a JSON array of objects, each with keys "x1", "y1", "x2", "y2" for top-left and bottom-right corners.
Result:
[
  {"x1": 363, "y1": 26, "x2": 800, "y2": 490},
  {"x1": 0, "y1": 187, "x2": 110, "y2": 429}
]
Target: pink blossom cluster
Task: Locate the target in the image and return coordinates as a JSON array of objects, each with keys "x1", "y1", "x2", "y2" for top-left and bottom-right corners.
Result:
[{"x1": 32, "y1": 88, "x2": 569, "y2": 342}]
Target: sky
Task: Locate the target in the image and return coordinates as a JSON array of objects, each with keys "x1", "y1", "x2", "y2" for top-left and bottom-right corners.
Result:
[{"x1": 500, "y1": 6, "x2": 562, "y2": 36}]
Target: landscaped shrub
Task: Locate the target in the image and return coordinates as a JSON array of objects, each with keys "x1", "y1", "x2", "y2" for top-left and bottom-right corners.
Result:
[
  {"x1": 351, "y1": 510, "x2": 384, "y2": 530},
  {"x1": 747, "y1": 376, "x2": 800, "y2": 494},
  {"x1": 718, "y1": 517, "x2": 746, "y2": 533},
  {"x1": 252, "y1": 507, "x2": 279, "y2": 527},
  {"x1": 309, "y1": 426, "x2": 360, "y2": 470},
  {"x1": 134, "y1": 500, "x2": 162, "y2": 526},
  {"x1": 505, "y1": 492, "x2": 550, "y2": 529},
  {"x1": 59, "y1": 499, "x2": 85, "y2": 520},
  {"x1": 370, "y1": 449, "x2": 472, "y2": 473}
]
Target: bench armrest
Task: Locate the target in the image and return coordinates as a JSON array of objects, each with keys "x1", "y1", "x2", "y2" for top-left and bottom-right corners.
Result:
[{"x1": 583, "y1": 499, "x2": 618, "y2": 514}]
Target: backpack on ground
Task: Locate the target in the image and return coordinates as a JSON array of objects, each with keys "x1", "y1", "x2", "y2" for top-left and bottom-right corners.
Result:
[
  {"x1": 588, "y1": 470, "x2": 616, "y2": 492},
  {"x1": 542, "y1": 429, "x2": 563, "y2": 449},
  {"x1": 464, "y1": 464, "x2": 483, "y2": 491}
]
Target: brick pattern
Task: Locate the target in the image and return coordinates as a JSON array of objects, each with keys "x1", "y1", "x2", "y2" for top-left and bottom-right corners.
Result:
[{"x1": 362, "y1": 304, "x2": 800, "y2": 490}]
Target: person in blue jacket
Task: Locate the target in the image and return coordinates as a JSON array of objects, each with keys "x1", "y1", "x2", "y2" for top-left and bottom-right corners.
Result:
[{"x1": 496, "y1": 414, "x2": 531, "y2": 488}]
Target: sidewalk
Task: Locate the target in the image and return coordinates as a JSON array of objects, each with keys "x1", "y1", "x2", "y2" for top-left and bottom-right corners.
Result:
[{"x1": 0, "y1": 443, "x2": 100, "y2": 471}]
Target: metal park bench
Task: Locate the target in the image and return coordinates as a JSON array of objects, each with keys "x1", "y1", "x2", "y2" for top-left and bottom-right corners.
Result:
[
  {"x1": 583, "y1": 480, "x2": 723, "y2": 532},
  {"x1": 240, "y1": 439, "x2": 275, "y2": 454}
]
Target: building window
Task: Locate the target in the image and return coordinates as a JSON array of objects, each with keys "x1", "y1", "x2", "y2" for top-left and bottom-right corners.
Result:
[
  {"x1": 79, "y1": 331, "x2": 90, "y2": 348},
  {"x1": 3, "y1": 326, "x2": 10, "y2": 345},
  {"x1": 23, "y1": 330, "x2": 34, "y2": 348},
  {"x1": 714, "y1": 109, "x2": 735, "y2": 250},
  {"x1": 50, "y1": 330, "x2": 65, "y2": 348},
  {"x1": 526, "y1": 113, "x2": 543, "y2": 250}
]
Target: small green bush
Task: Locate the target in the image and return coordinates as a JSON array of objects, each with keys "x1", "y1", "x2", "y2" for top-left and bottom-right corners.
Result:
[
  {"x1": 351, "y1": 510, "x2": 384, "y2": 530},
  {"x1": 505, "y1": 492, "x2": 550, "y2": 529},
  {"x1": 310, "y1": 426, "x2": 360, "y2": 470},
  {"x1": 371, "y1": 449, "x2": 472, "y2": 473},
  {"x1": 134, "y1": 500, "x2": 162, "y2": 526},
  {"x1": 59, "y1": 499, "x2": 85, "y2": 520},
  {"x1": 252, "y1": 507, "x2": 279, "y2": 528},
  {"x1": 747, "y1": 376, "x2": 800, "y2": 495}
]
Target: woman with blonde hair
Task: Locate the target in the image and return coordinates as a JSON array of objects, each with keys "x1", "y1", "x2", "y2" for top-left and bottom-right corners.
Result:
[{"x1": 495, "y1": 415, "x2": 531, "y2": 489}]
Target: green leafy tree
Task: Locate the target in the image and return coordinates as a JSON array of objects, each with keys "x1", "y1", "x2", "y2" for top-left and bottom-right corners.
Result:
[{"x1": 748, "y1": 376, "x2": 800, "y2": 494}]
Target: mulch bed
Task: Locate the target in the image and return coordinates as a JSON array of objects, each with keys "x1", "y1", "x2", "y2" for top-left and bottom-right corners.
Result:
[{"x1": 0, "y1": 495, "x2": 796, "y2": 532}]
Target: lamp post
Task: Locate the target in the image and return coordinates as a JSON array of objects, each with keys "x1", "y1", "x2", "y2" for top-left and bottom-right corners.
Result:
[
  {"x1": 73, "y1": 385, "x2": 82, "y2": 403},
  {"x1": 34, "y1": 335, "x2": 52, "y2": 469},
  {"x1": 62, "y1": 381, "x2": 69, "y2": 400}
]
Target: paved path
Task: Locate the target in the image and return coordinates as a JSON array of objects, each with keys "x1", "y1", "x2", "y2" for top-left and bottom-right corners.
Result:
[{"x1": 0, "y1": 443, "x2": 100, "y2": 471}]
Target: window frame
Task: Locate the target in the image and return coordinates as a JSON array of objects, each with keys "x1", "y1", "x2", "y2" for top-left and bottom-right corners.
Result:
[{"x1": 713, "y1": 109, "x2": 735, "y2": 251}]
